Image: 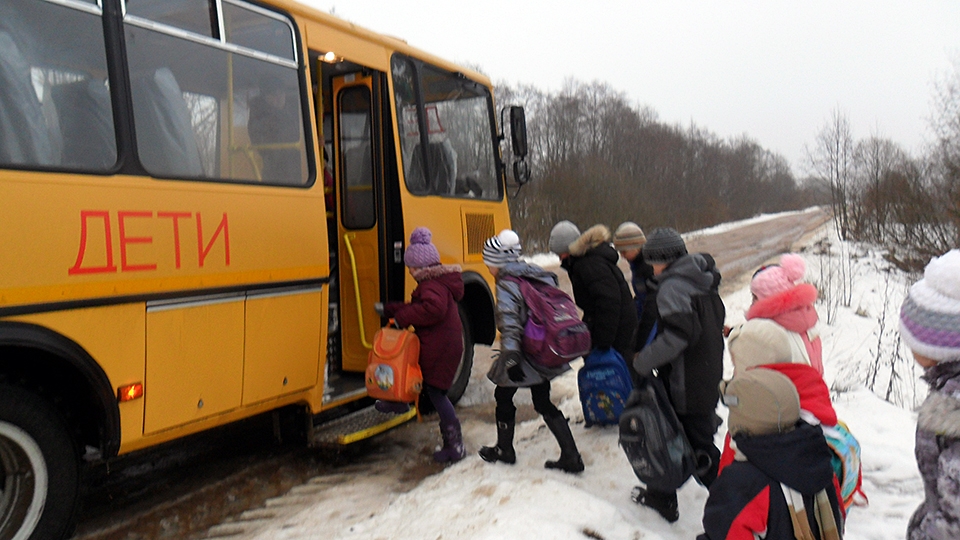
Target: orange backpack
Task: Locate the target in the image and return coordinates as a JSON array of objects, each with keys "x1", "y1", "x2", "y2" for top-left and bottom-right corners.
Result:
[{"x1": 365, "y1": 325, "x2": 422, "y2": 403}]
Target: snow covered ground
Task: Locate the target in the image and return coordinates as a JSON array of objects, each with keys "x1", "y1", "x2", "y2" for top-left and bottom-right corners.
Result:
[{"x1": 212, "y1": 214, "x2": 925, "y2": 540}]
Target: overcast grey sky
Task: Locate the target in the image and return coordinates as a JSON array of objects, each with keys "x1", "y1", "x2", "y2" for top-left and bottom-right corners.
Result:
[{"x1": 304, "y1": 0, "x2": 960, "y2": 174}]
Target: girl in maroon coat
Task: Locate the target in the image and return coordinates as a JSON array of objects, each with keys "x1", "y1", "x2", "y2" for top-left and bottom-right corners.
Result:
[{"x1": 380, "y1": 227, "x2": 466, "y2": 463}]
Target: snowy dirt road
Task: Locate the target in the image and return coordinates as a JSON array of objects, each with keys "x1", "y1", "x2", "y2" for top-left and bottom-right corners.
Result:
[{"x1": 71, "y1": 209, "x2": 829, "y2": 540}]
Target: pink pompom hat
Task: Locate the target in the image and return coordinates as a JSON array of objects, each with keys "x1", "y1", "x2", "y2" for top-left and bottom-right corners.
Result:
[{"x1": 750, "y1": 253, "x2": 807, "y2": 300}]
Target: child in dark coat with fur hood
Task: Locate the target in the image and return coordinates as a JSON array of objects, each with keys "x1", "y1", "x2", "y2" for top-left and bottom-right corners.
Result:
[
  {"x1": 899, "y1": 249, "x2": 960, "y2": 540},
  {"x1": 378, "y1": 227, "x2": 466, "y2": 463},
  {"x1": 549, "y1": 221, "x2": 638, "y2": 363}
]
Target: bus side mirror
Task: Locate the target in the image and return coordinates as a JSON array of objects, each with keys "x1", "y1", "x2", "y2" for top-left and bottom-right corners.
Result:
[
  {"x1": 509, "y1": 106, "x2": 528, "y2": 158},
  {"x1": 513, "y1": 160, "x2": 531, "y2": 185}
]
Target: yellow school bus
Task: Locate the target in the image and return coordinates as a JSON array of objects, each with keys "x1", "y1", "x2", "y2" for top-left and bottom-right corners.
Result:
[{"x1": 0, "y1": 0, "x2": 529, "y2": 537}]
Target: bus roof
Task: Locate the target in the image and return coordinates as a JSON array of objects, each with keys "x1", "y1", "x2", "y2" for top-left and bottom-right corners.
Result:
[{"x1": 274, "y1": 0, "x2": 493, "y2": 87}]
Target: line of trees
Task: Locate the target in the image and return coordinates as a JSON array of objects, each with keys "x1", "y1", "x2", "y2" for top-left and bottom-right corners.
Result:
[
  {"x1": 494, "y1": 79, "x2": 825, "y2": 251},
  {"x1": 804, "y1": 58, "x2": 960, "y2": 271}
]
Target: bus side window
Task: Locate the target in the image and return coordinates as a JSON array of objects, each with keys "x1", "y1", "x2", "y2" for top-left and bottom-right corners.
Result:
[
  {"x1": 248, "y1": 78, "x2": 302, "y2": 183},
  {"x1": 125, "y1": 0, "x2": 308, "y2": 185},
  {"x1": 130, "y1": 68, "x2": 205, "y2": 178},
  {"x1": 0, "y1": 1, "x2": 117, "y2": 172},
  {"x1": 51, "y1": 79, "x2": 115, "y2": 170},
  {"x1": 0, "y1": 32, "x2": 60, "y2": 167}
]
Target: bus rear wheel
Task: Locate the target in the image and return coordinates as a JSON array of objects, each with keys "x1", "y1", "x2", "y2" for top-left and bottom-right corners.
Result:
[
  {"x1": 445, "y1": 304, "x2": 474, "y2": 404},
  {"x1": 0, "y1": 384, "x2": 79, "y2": 540}
]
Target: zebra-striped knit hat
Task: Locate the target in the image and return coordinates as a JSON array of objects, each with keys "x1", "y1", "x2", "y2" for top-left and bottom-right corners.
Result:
[
  {"x1": 482, "y1": 229, "x2": 521, "y2": 268},
  {"x1": 900, "y1": 249, "x2": 960, "y2": 363}
]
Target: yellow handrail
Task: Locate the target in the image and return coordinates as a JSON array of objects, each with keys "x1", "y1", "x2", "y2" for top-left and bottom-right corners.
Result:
[{"x1": 343, "y1": 232, "x2": 373, "y2": 349}]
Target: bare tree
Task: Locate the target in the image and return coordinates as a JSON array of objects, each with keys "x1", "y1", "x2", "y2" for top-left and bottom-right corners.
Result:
[
  {"x1": 494, "y1": 77, "x2": 808, "y2": 249},
  {"x1": 929, "y1": 55, "x2": 960, "y2": 247},
  {"x1": 806, "y1": 109, "x2": 855, "y2": 241},
  {"x1": 852, "y1": 136, "x2": 910, "y2": 242}
]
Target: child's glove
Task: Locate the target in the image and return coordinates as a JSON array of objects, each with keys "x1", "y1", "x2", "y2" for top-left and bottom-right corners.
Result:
[
  {"x1": 501, "y1": 350, "x2": 525, "y2": 382},
  {"x1": 373, "y1": 302, "x2": 385, "y2": 317}
]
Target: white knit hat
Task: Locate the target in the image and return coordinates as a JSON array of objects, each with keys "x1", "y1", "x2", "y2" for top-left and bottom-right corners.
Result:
[{"x1": 899, "y1": 249, "x2": 960, "y2": 362}]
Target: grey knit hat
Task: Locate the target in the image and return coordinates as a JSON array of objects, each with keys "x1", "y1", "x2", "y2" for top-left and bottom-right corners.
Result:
[
  {"x1": 482, "y1": 229, "x2": 522, "y2": 268},
  {"x1": 613, "y1": 222, "x2": 647, "y2": 251},
  {"x1": 642, "y1": 227, "x2": 687, "y2": 264},
  {"x1": 549, "y1": 220, "x2": 580, "y2": 255}
]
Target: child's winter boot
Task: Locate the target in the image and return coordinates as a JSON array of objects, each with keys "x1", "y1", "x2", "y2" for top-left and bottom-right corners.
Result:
[
  {"x1": 478, "y1": 419, "x2": 516, "y2": 464},
  {"x1": 374, "y1": 400, "x2": 410, "y2": 414},
  {"x1": 544, "y1": 414, "x2": 584, "y2": 473},
  {"x1": 434, "y1": 419, "x2": 465, "y2": 463},
  {"x1": 631, "y1": 486, "x2": 679, "y2": 523}
]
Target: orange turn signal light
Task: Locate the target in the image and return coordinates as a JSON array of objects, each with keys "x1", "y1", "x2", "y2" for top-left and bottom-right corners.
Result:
[{"x1": 117, "y1": 383, "x2": 144, "y2": 402}]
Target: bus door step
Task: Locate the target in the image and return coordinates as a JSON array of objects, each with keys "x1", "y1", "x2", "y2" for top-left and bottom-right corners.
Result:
[{"x1": 308, "y1": 405, "x2": 416, "y2": 447}]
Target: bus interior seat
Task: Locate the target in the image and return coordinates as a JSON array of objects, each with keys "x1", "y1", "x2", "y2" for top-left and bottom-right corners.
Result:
[
  {"x1": 51, "y1": 79, "x2": 116, "y2": 169},
  {"x1": 455, "y1": 175, "x2": 483, "y2": 198},
  {"x1": 0, "y1": 31, "x2": 61, "y2": 166},
  {"x1": 130, "y1": 67, "x2": 204, "y2": 177},
  {"x1": 406, "y1": 140, "x2": 456, "y2": 195}
]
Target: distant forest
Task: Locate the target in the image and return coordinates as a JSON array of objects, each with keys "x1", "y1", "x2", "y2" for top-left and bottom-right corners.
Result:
[
  {"x1": 495, "y1": 65, "x2": 960, "y2": 265},
  {"x1": 493, "y1": 79, "x2": 825, "y2": 252}
]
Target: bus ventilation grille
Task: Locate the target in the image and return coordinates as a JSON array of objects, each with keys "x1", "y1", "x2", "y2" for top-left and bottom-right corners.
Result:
[{"x1": 465, "y1": 213, "x2": 495, "y2": 255}]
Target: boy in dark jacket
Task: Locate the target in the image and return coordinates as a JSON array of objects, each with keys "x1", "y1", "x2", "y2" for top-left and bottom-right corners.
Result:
[
  {"x1": 549, "y1": 221, "x2": 637, "y2": 364},
  {"x1": 379, "y1": 227, "x2": 465, "y2": 463},
  {"x1": 630, "y1": 227, "x2": 725, "y2": 522},
  {"x1": 613, "y1": 221, "x2": 654, "y2": 329},
  {"x1": 699, "y1": 368, "x2": 844, "y2": 540}
]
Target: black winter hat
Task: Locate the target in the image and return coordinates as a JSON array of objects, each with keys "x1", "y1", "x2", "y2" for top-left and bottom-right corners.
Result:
[{"x1": 642, "y1": 227, "x2": 687, "y2": 264}]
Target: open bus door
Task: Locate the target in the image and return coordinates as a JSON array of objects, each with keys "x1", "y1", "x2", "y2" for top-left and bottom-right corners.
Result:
[
  {"x1": 332, "y1": 74, "x2": 382, "y2": 378},
  {"x1": 306, "y1": 69, "x2": 414, "y2": 445}
]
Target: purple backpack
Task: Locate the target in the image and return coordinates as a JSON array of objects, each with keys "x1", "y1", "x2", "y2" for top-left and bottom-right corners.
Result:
[{"x1": 504, "y1": 276, "x2": 591, "y2": 368}]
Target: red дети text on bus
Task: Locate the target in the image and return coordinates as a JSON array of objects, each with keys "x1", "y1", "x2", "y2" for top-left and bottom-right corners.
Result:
[{"x1": 68, "y1": 211, "x2": 230, "y2": 275}]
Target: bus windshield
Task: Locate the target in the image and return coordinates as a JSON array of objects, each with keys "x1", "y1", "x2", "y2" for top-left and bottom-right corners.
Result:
[{"x1": 392, "y1": 55, "x2": 501, "y2": 201}]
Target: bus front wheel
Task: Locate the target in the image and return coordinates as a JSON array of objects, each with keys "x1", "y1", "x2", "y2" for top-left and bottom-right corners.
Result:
[
  {"x1": 445, "y1": 304, "x2": 474, "y2": 404},
  {"x1": 0, "y1": 384, "x2": 80, "y2": 540}
]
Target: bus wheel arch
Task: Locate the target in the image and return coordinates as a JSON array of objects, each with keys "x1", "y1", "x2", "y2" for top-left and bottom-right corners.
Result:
[
  {"x1": 460, "y1": 272, "x2": 495, "y2": 346},
  {"x1": 0, "y1": 323, "x2": 121, "y2": 461},
  {"x1": 447, "y1": 274, "x2": 495, "y2": 404},
  {"x1": 445, "y1": 304, "x2": 474, "y2": 404}
]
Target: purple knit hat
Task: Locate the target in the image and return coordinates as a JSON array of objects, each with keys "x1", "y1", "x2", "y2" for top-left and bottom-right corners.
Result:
[
  {"x1": 899, "y1": 249, "x2": 960, "y2": 362},
  {"x1": 404, "y1": 227, "x2": 441, "y2": 268}
]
